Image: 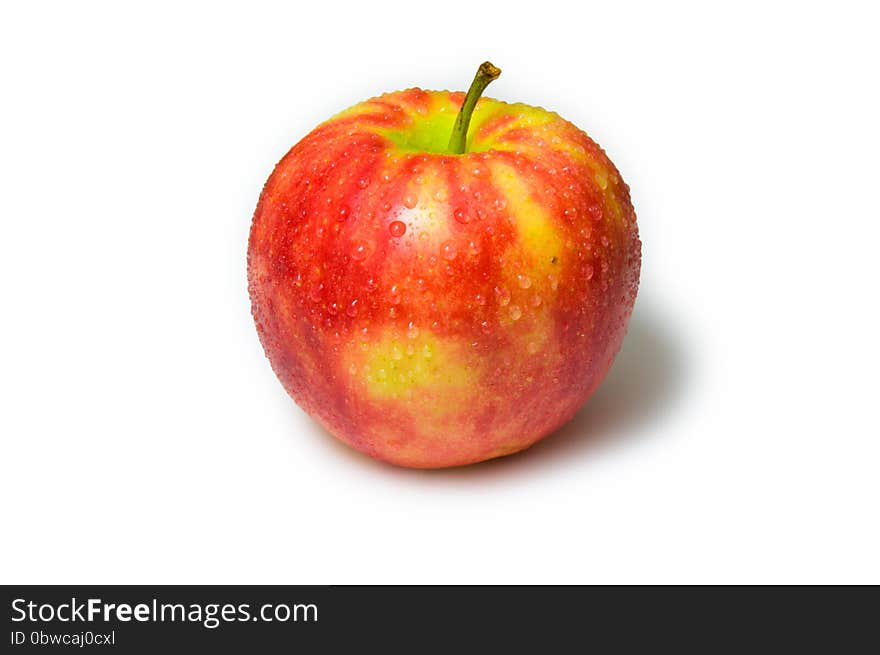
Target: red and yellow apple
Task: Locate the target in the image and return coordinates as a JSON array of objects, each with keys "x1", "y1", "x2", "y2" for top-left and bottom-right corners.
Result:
[{"x1": 248, "y1": 63, "x2": 641, "y2": 468}]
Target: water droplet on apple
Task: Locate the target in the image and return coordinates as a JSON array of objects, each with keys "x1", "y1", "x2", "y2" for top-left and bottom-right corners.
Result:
[
  {"x1": 403, "y1": 194, "x2": 417, "y2": 209},
  {"x1": 517, "y1": 274, "x2": 532, "y2": 289},
  {"x1": 389, "y1": 221, "x2": 406, "y2": 237},
  {"x1": 351, "y1": 243, "x2": 367, "y2": 261},
  {"x1": 509, "y1": 305, "x2": 522, "y2": 321},
  {"x1": 474, "y1": 293, "x2": 486, "y2": 306},
  {"x1": 407, "y1": 322, "x2": 419, "y2": 339},
  {"x1": 441, "y1": 242, "x2": 456, "y2": 261},
  {"x1": 453, "y1": 207, "x2": 469, "y2": 224},
  {"x1": 357, "y1": 177, "x2": 370, "y2": 189},
  {"x1": 337, "y1": 205, "x2": 349, "y2": 221},
  {"x1": 346, "y1": 299, "x2": 359, "y2": 317},
  {"x1": 494, "y1": 286, "x2": 511, "y2": 306}
]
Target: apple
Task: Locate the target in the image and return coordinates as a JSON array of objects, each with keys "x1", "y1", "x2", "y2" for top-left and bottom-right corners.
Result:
[{"x1": 248, "y1": 62, "x2": 641, "y2": 468}]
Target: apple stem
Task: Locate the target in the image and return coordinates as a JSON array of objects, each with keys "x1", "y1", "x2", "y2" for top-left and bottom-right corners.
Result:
[{"x1": 448, "y1": 61, "x2": 501, "y2": 155}]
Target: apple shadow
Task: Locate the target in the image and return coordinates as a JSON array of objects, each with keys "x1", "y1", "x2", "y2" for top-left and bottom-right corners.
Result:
[{"x1": 312, "y1": 301, "x2": 689, "y2": 479}]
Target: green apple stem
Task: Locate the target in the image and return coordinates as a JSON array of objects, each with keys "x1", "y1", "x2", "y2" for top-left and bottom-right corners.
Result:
[{"x1": 448, "y1": 61, "x2": 501, "y2": 155}]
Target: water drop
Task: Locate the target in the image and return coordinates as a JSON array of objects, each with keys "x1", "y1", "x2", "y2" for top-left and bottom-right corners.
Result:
[
  {"x1": 517, "y1": 274, "x2": 532, "y2": 289},
  {"x1": 403, "y1": 194, "x2": 417, "y2": 209},
  {"x1": 474, "y1": 293, "x2": 486, "y2": 306},
  {"x1": 346, "y1": 299, "x2": 359, "y2": 317},
  {"x1": 494, "y1": 286, "x2": 511, "y2": 306},
  {"x1": 351, "y1": 243, "x2": 367, "y2": 261},
  {"x1": 357, "y1": 177, "x2": 370, "y2": 189},
  {"x1": 441, "y1": 242, "x2": 456, "y2": 261},
  {"x1": 337, "y1": 205, "x2": 349, "y2": 221},
  {"x1": 453, "y1": 207, "x2": 469, "y2": 224},
  {"x1": 509, "y1": 305, "x2": 522, "y2": 321},
  {"x1": 407, "y1": 322, "x2": 419, "y2": 339},
  {"x1": 389, "y1": 221, "x2": 407, "y2": 237}
]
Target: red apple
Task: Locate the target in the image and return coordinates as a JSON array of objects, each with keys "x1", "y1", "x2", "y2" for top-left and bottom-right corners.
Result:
[{"x1": 248, "y1": 62, "x2": 641, "y2": 468}]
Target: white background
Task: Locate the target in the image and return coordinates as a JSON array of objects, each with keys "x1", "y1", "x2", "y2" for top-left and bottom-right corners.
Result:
[{"x1": 2, "y1": 1, "x2": 878, "y2": 584}]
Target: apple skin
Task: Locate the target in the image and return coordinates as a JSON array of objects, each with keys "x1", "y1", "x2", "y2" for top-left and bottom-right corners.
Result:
[{"x1": 248, "y1": 87, "x2": 640, "y2": 468}]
